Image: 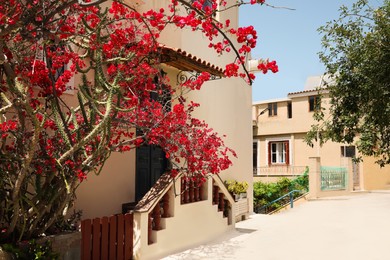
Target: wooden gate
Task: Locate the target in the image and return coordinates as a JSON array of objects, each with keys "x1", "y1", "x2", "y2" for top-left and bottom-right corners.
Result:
[{"x1": 81, "y1": 213, "x2": 133, "y2": 260}]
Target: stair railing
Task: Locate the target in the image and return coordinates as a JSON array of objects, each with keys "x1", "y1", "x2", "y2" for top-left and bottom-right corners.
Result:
[
  {"x1": 131, "y1": 174, "x2": 173, "y2": 252},
  {"x1": 254, "y1": 190, "x2": 306, "y2": 214},
  {"x1": 211, "y1": 174, "x2": 235, "y2": 224}
]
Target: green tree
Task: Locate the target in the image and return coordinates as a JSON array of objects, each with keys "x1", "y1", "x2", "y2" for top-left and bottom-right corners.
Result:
[{"x1": 307, "y1": 0, "x2": 390, "y2": 166}]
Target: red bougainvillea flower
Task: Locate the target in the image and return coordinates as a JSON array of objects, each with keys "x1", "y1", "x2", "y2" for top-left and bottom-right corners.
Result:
[
  {"x1": 0, "y1": 0, "x2": 277, "y2": 243},
  {"x1": 258, "y1": 60, "x2": 279, "y2": 74}
]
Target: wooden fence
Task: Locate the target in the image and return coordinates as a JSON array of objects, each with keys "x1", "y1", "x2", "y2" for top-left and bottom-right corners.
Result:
[{"x1": 81, "y1": 213, "x2": 133, "y2": 260}]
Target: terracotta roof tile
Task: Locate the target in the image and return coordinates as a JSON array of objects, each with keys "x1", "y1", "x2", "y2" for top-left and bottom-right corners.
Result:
[
  {"x1": 288, "y1": 89, "x2": 318, "y2": 95},
  {"x1": 158, "y1": 46, "x2": 225, "y2": 77},
  {"x1": 288, "y1": 88, "x2": 328, "y2": 96}
]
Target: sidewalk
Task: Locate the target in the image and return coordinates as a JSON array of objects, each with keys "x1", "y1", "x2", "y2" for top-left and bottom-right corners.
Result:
[{"x1": 163, "y1": 191, "x2": 390, "y2": 260}]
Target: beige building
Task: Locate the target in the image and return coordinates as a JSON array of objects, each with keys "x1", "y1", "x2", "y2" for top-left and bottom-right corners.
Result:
[
  {"x1": 252, "y1": 75, "x2": 390, "y2": 191},
  {"x1": 69, "y1": 1, "x2": 253, "y2": 259}
]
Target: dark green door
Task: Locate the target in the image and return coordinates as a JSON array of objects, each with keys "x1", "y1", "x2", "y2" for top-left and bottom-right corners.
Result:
[{"x1": 135, "y1": 145, "x2": 167, "y2": 202}]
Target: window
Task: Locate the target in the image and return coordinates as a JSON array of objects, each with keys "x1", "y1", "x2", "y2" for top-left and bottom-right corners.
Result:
[
  {"x1": 253, "y1": 142, "x2": 258, "y2": 175},
  {"x1": 341, "y1": 146, "x2": 356, "y2": 158},
  {"x1": 268, "y1": 103, "x2": 277, "y2": 117},
  {"x1": 191, "y1": 0, "x2": 212, "y2": 11},
  {"x1": 308, "y1": 96, "x2": 320, "y2": 112},
  {"x1": 268, "y1": 141, "x2": 289, "y2": 165},
  {"x1": 287, "y1": 101, "x2": 292, "y2": 118},
  {"x1": 151, "y1": 71, "x2": 171, "y2": 113}
]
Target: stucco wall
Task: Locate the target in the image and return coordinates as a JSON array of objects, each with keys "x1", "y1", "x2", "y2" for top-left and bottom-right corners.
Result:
[
  {"x1": 160, "y1": 2, "x2": 254, "y2": 211},
  {"x1": 362, "y1": 156, "x2": 390, "y2": 190},
  {"x1": 68, "y1": 49, "x2": 137, "y2": 219},
  {"x1": 253, "y1": 89, "x2": 390, "y2": 192},
  {"x1": 253, "y1": 91, "x2": 341, "y2": 169},
  {"x1": 74, "y1": 1, "x2": 253, "y2": 218},
  {"x1": 255, "y1": 133, "x2": 347, "y2": 169},
  {"x1": 75, "y1": 151, "x2": 136, "y2": 219},
  {"x1": 254, "y1": 92, "x2": 331, "y2": 136},
  {"x1": 188, "y1": 77, "x2": 253, "y2": 211}
]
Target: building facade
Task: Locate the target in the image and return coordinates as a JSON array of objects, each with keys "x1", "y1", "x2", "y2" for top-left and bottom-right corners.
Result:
[
  {"x1": 69, "y1": 1, "x2": 253, "y2": 258},
  {"x1": 253, "y1": 76, "x2": 390, "y2": 190}
]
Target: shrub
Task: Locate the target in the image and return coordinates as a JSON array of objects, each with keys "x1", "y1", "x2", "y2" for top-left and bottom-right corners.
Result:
[
  {"x1": 2, "y1": 240, "x2": 59, "y2": 260},
  {"x1": 253, "y1": 169, "x2": 309, "y2": 213}
]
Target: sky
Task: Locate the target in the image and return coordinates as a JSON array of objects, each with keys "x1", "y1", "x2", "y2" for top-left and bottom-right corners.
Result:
[{"x1": 239, "y1": 0, "x2": 381, "y2": 102}]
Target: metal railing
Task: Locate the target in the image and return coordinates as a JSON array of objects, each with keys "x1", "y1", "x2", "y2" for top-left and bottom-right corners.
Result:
[
  {"x1": 254, "y1": 190, "x2": 305, "y2": 214},
  {"x1": 320, "y1": 166, "x2": 347, "y2": 191}
]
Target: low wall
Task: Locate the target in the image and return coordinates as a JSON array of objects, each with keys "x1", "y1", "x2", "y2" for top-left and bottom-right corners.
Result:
[
  {"x1": 0, "y1": 232, "x2": 80, "y2": 260},
  {"x1": 43, "y1": 232, "x2": 81, "y2": 260},
  {"x1": 308, "y1": 157, "x2": 354, "y2": 199}
]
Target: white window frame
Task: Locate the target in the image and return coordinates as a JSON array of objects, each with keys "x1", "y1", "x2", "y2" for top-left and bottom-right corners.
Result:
[
  {"x1": 270, "y1": 142, "x2": 287, "y2": 164},
  {"x1": 266, "y1": 137, "x2": 291, "y2": 166}
]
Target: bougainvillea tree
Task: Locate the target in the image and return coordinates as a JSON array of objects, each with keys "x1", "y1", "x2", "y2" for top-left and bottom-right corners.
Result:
[{"x1": 0, "y1": 0, "x2": 277, "y2": 243}]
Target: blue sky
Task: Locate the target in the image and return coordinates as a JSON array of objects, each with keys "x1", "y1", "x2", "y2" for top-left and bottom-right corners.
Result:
[{"x1": 239, "y1": 0, "x2": 381, "y2": 102}]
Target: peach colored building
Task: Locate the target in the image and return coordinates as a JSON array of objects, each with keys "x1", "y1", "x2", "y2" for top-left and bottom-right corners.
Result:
[
  {"x1": 69, "y1": 1, "x2": 253, "y2": 259},
  {"x1": 252, "y1": 75, "x2": 390, "y2": 191}
]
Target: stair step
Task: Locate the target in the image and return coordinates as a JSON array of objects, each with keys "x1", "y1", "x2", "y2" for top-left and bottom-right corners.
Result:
[{"x1": 151, "y1": 217, "x2": 168, "y2": 231}]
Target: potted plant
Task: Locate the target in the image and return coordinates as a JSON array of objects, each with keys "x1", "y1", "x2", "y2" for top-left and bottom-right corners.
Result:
[
  {"x1": 224, "y1": 180, "x2": 248, "y2": 201},
  {"x1": 235, "y1": 181, "x2": 248, "y2": 199},
  {"x1": 224, "y1": 180, "x2": 239, "y2": 201}
]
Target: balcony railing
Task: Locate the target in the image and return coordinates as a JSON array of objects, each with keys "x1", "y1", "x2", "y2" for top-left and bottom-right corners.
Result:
[{"x1": 254, "y1": 166, "x2": 307, "y2": 177}]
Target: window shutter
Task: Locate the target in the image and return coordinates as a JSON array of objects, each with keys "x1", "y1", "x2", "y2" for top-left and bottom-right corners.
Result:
[
  {"x1": 268, "y1": 142, "x2": 271, "y2": 166},
  {"x1": 285, "y1": 141, "x2": 290, "y2": 165}
]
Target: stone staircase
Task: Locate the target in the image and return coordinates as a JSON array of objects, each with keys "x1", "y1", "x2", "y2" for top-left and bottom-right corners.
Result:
[{"x1": 132, "y1": 174, "x2": 234, "y2": 259}]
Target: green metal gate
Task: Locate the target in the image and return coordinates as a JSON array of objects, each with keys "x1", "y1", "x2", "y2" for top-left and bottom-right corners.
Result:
[{"x1": 320, "y1": 166, "x2": 347, "y2": 191}]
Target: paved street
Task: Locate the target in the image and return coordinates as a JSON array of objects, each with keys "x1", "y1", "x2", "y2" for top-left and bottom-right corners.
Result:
[{"x1": 164, "y1": 191, "x2": 390, "y2": 260}]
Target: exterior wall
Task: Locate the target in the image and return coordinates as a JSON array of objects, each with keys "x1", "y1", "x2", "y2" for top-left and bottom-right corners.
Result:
[
  {"x1": 74, "y1": 1, "x2": 253, "y2": 218},
  {"x1": 254, "y1": 92, "x2": 331, "y2": 136},
  {"x1": 292, "y1": 133, "x2": 315, "y2": 165},
  {"x1": 254, "y1": 133, "x2": 345, "y2": 170},
  {"x1": 159, "y1": 2, "x2": 254, "y2": 211},
  {"x1": 254, "y1": 91, "x2": 337, "y2": 171},
  {"x1": 75, "y1": 151, "x2": 136, "y2": 219},
  {"x1": 188, "y1": 77, "x2": 253, "y2": 212},
  {"x1": 253, "y1": 86, "x2": 390, "y2": 192},
  {"x1": 362, "y1": 156, "x2": 390, "y2": 190},
  {"x1": 65, "y1": 60, "x2": 137, "y2": 219}
]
